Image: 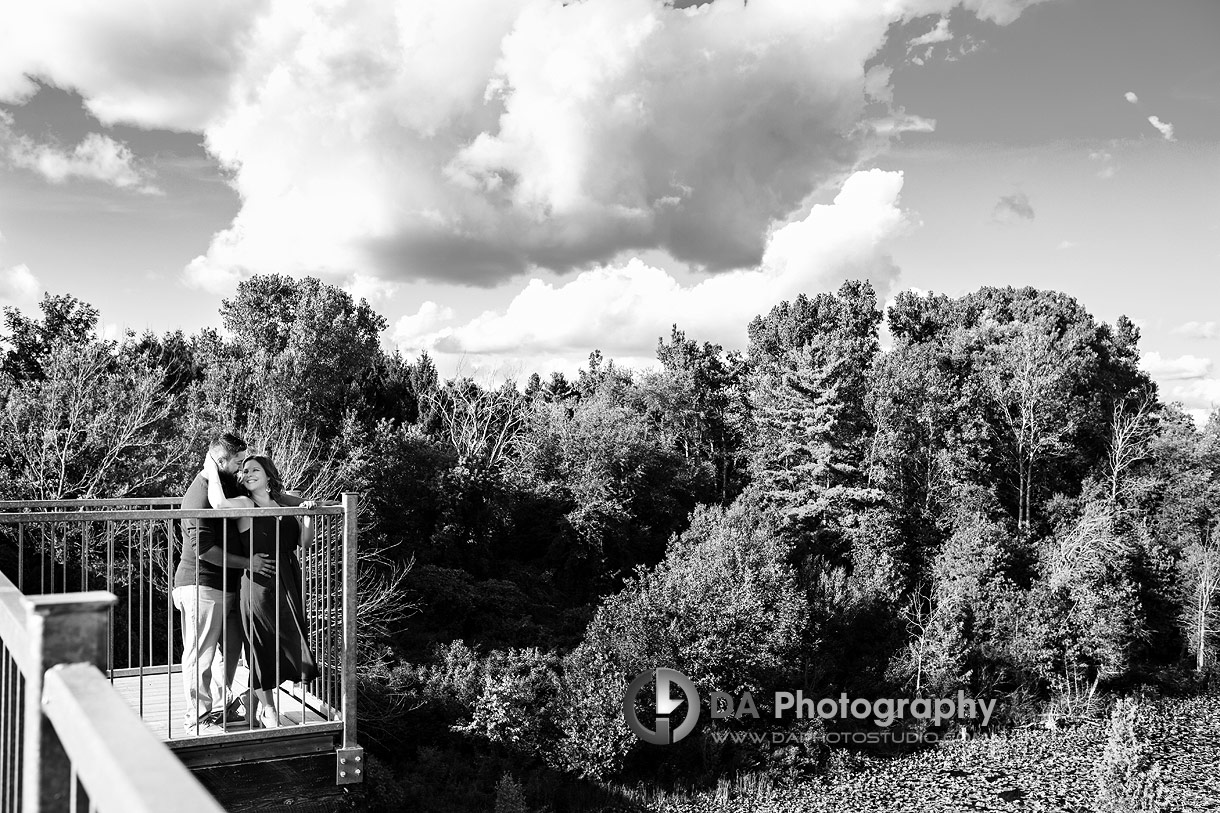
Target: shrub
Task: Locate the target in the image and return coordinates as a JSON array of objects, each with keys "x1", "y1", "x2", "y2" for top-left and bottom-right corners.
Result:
[
  {"x1": 1094, "y1": 698, "x2": 1165, "y2": 812},
  {"x1": 494, "y1": 774, "x2": 530, "y2": 813},
  {"x1": 551, "y1": 644, "x2": 636, "y2": 780},
  {"x1": 457, "y1": 647, "x2": 562, "y2": 759},
  {"x1": 583, "y1": 497, "x2": 807, "y2": 698}
]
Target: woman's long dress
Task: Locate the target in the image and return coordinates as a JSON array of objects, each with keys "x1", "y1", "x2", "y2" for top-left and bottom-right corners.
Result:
[{"x1": 240, "y1": 511, "x2": 319, "y2": 690}]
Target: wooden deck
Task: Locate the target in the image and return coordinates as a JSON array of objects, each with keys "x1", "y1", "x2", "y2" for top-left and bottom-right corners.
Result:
[{"x1": 109, "y1": 665, "x2": 343, "y2": 768}]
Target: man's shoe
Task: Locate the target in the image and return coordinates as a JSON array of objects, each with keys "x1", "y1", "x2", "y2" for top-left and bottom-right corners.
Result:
[
  {"x1": 183, "y1": 716, "x2": 226, "y2": 736},
  {"x1": 216, "y1": 698, "x2": 247, "y2": 725}
]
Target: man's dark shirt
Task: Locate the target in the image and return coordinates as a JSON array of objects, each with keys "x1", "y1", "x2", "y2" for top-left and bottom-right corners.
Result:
[{"x1": 173, "y1": 472, "x2": 244, "y2": 590}]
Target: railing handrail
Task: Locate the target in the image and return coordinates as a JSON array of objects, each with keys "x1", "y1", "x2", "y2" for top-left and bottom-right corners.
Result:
[
  {"x1": 0, "y1": 505, "x2": 346, "y2": 524},
  {"x1": 0, "y1": 498, "x2": 185, "y2": 509},
  {"x1": 42, "y1": 663, "x2": 226, "y2": 813},
  {"x1": 0, "y1": 572, "x2": 33, "y2": 674}
]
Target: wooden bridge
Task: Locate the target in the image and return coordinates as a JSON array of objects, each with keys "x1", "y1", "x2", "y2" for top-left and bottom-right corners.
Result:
[{"x1": 0, "y1": 496, "x2": 365, "y2": 812}]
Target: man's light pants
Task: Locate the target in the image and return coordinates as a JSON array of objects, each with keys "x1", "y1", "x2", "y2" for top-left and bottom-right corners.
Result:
[{"x1": 172, "y1": 584, "x2": 244, "y2": 724}]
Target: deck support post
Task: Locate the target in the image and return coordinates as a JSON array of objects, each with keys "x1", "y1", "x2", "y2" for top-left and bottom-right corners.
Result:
[
  {"x1": 336, "y1": 493, "x2": 363, "y2": 786},
  {"x1": 22, "y1": 591, "x2": 116, "y2": 813}
]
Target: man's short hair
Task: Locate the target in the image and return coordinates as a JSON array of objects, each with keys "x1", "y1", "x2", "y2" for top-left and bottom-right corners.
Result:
[{"x1": 209, "y1": 431, "x2": 248, "y2": 460}]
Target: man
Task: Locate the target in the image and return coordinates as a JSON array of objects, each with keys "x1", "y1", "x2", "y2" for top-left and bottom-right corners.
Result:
[{"x1": 172, "y1": 431, "x2": 269, "y2": 734}]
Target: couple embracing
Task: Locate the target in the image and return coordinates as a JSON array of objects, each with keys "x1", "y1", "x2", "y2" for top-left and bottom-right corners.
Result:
[{"x1": 171, "y1": 431, "x2": 321, "y2": 734}]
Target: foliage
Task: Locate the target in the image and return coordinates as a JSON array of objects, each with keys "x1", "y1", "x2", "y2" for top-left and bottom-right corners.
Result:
[
  {"x1": 2, "y1": 293, "x2": 100, "y2": 381},
  {"x1": 457, "y1": 647, "x2": 563, "y2": 760},
  {"x1": 493, "y1": 774, "x2": 530, "y2": 813},
  {"x1": 1094, "y1": 698, "x2": 1165, "y2": 813},
  {"x1": 583, "y1": 496, "x2": 807, "y2": 698},
  {"x1": 7, "y1": 275, "x2": 1220, "y2": 801},
  {"x1": 0, "y1": 339, "x2": 200, "y2": 499},
  {"x1": 217, "y1": 273, "x2": 387, "y2": 438}
]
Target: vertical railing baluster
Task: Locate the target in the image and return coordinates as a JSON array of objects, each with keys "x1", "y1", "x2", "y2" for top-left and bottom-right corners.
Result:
[
  {"x1": 167, "y1": 519, "x2": 174, "y2": 740},
  {"x1": 274, "y1": 516, "x2": 281, "y2": 724},
  {"x1": 138, "y1": 521, "x2": 145, "y2": 718},
  {"x1": 341, "y1": 494, "x2": 358, "y2": 750},
  {"x1": 39, "y1": 525, "x2": 46, "y2": 595},
  {"x1": 1, "y1": 647, "x2": 9, "y2": 813},
  {"x1": 82, "y1": 522, "x2": 91, "y2": 594},
  {"x1": 126, "y1": 522, "x2": 133, "y2": 670},
  {"x1": 105, "y1": 523, "x2": 114, "y2": 681}
]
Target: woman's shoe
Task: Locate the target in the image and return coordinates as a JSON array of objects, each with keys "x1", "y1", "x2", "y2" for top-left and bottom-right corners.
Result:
[{"x1": 257, "y1": 707, "x2": 281, "y2": 729}]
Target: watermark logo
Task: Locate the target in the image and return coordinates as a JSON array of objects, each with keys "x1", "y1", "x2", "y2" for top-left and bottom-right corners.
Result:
[
  {"x1": 623, "y1": 668, "x2": 998, "y2": 747},
  {"x1": 623, "y1": 668, "x2": 701, "y2": 745}
]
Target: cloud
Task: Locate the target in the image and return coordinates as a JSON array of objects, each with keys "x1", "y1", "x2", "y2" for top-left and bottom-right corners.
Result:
[
  {"x1": 1088, "y1": 148, "x2": 1117, "y2": 180},
  {"x1": 1147, "y1": 114, "x2": 1176, "y2": 141},
  {"x1": 0, "y1": 111, "x2": 159, "y2": 193},
  {"x1": 1172, "y1": 321, "x2": 1219, "y2": 340},
  {"x1": 1140, "y1": 351, "x2": 1211, "y2": 381},
  {"x1": 0, "y1": 255, "x2": 39, "y2": 310},
  {"x1": 909, "y1": 17, "x2": 952, "y2": 48},
  {"x1": 0, "y1": 0, "x2": 268, "y2": 130},
  {"x1": 1124, "y1": 91, "x2": 1138, "y2": 104},
  {"x1": 10, "y1": 133, "x2": 160, "y2": 193},
  {"x1": 991, "y1": 192, "x2": 1035, "y2": 223},
  {"x1": 0, "y1": 263, "x2": 39, "y2": 308},
  {"x1": 1056, "y1": 239, "x2": 1078, "y2": 250},
  {"x1": 2, "y1": 0, "x2": 1046, "y2": 293},
  {"x1": 1165, "y1": 379, "x2": 1220, "y2": 417},
  {"x1": 0, "y1": 229, "x2": 40, "y2": 310},
  {"x1": 395, "y1": 168, "x2": 909, "y2": 365}
]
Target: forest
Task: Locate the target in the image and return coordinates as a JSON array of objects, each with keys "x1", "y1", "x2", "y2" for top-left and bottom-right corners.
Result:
[{"x1": 1, "y1": 275, "x2": 1216, "y2": 811}]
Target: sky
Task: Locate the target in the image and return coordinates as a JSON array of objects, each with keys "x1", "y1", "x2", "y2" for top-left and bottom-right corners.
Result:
[{"x1": 0, "y1": 0, "x2": 1217, "y2": 417}]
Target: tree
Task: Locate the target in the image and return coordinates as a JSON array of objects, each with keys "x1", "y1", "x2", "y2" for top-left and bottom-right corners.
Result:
[
  {"x1": 0, "y1": 340, "x2": 195, "y2": 499},
  {"x1": 218, "y1": 274, "x2": 388, "y2": 438},
  {"x1": 1106, "y1": 390, "x2": 1158, "y2": 509},
  {"x1": 747, "y1": 282, "x2": 883, "y2": 550},
  {"x1": 975, "y1": 318, "x2": 1093, "y2": 531},
  {"x1": 2, "y1": 293, "x2": 99, "y2": 381},
  {"x1": 650, "y1": 325, "x2": 749, "y2": 503},
  {"x1": 583, "y1": 497, "x2": 807, "y2": 698},
  {"x1": 426, "y1": 378, "x2": 527, "y2": 474},
  {"x1": 1183, "y1": 531, "x2": 1220, "y2": 672}
]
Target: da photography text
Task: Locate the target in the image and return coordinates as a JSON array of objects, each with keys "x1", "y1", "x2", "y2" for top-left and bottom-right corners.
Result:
[{"x1": 623, "y1": 667, "x2": 997, "y2": 745}]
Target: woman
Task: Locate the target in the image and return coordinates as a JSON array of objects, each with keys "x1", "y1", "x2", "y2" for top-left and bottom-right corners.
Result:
[{"x1": 203, "y1": 453, "x2": 320, "y2": 728}]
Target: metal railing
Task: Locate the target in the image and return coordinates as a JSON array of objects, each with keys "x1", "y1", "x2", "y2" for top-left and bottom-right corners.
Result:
[
  {"x1": 0, "y1": 494, "x2": 363, "y2": 799},
  {"x1": 0, "y1": 570, "x2": 224, "y2": 813}
]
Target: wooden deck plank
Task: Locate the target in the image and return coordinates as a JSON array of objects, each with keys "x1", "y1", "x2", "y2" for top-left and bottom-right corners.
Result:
[{"x1": 108, "y1": 669, "x2": 334, "y2": 742}]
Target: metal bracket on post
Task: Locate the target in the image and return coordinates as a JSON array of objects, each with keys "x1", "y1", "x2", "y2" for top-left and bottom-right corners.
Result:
[{"x1": 336, "y1": 746, "x2": 364, "y2": 784}]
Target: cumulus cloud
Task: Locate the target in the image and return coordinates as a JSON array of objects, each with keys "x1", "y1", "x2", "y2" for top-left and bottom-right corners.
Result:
[
  {"x1": 1140, "y1": 351, "x2": 1211, "y2": 381},
  {"x1": 1165, "y1": 379, "x2": 1220, "y2": 419},
  {"x1": 1124, "y1": 91, "x2": 1138, "y2": 104},
  {"x1": 0, "y1": 230, "x2": 40, "y2": 311},
  {"x1": 0, "y1": 0, "x2": 1048, "y2": 293},
  {"x1": 1173, "y1": 321, "x2": 1219, "y2": 340},
  {"x1": 0, "y1": 263, "x2": 39, "y2": 308},
  {"x1": 10, "y1": 134, "x2": 159, "y2": 193},
  {"x1": 0, "y1": 0, "x2": 268, "y2": 130},
  {"x1": 0, "y1": 112, "x2": 159, "y2": 192},
  {"x1": 909, "y1": 16, "x2": 952, "y2": 47},
  {"x1": 0, "y1": 229, "x2": 40, "y2": 310},
  {"x1": 991, "y1": 192, "x2": 1035, "y2": 223},
  {"x1": 1147, "y1": 114, "x2": 1176, "y2": 141},
  {"x1": 395, "y1": 168, "x2": 909, "y2": 365}
]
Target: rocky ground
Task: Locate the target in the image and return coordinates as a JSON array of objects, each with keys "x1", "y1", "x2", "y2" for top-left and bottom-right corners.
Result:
[
  {"x1": 602, "y1": 695, "x2": 1219, "y2": 813},
  {"x1": 1143, "y1": 695, "x2": 1220, "y2": 812}
]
